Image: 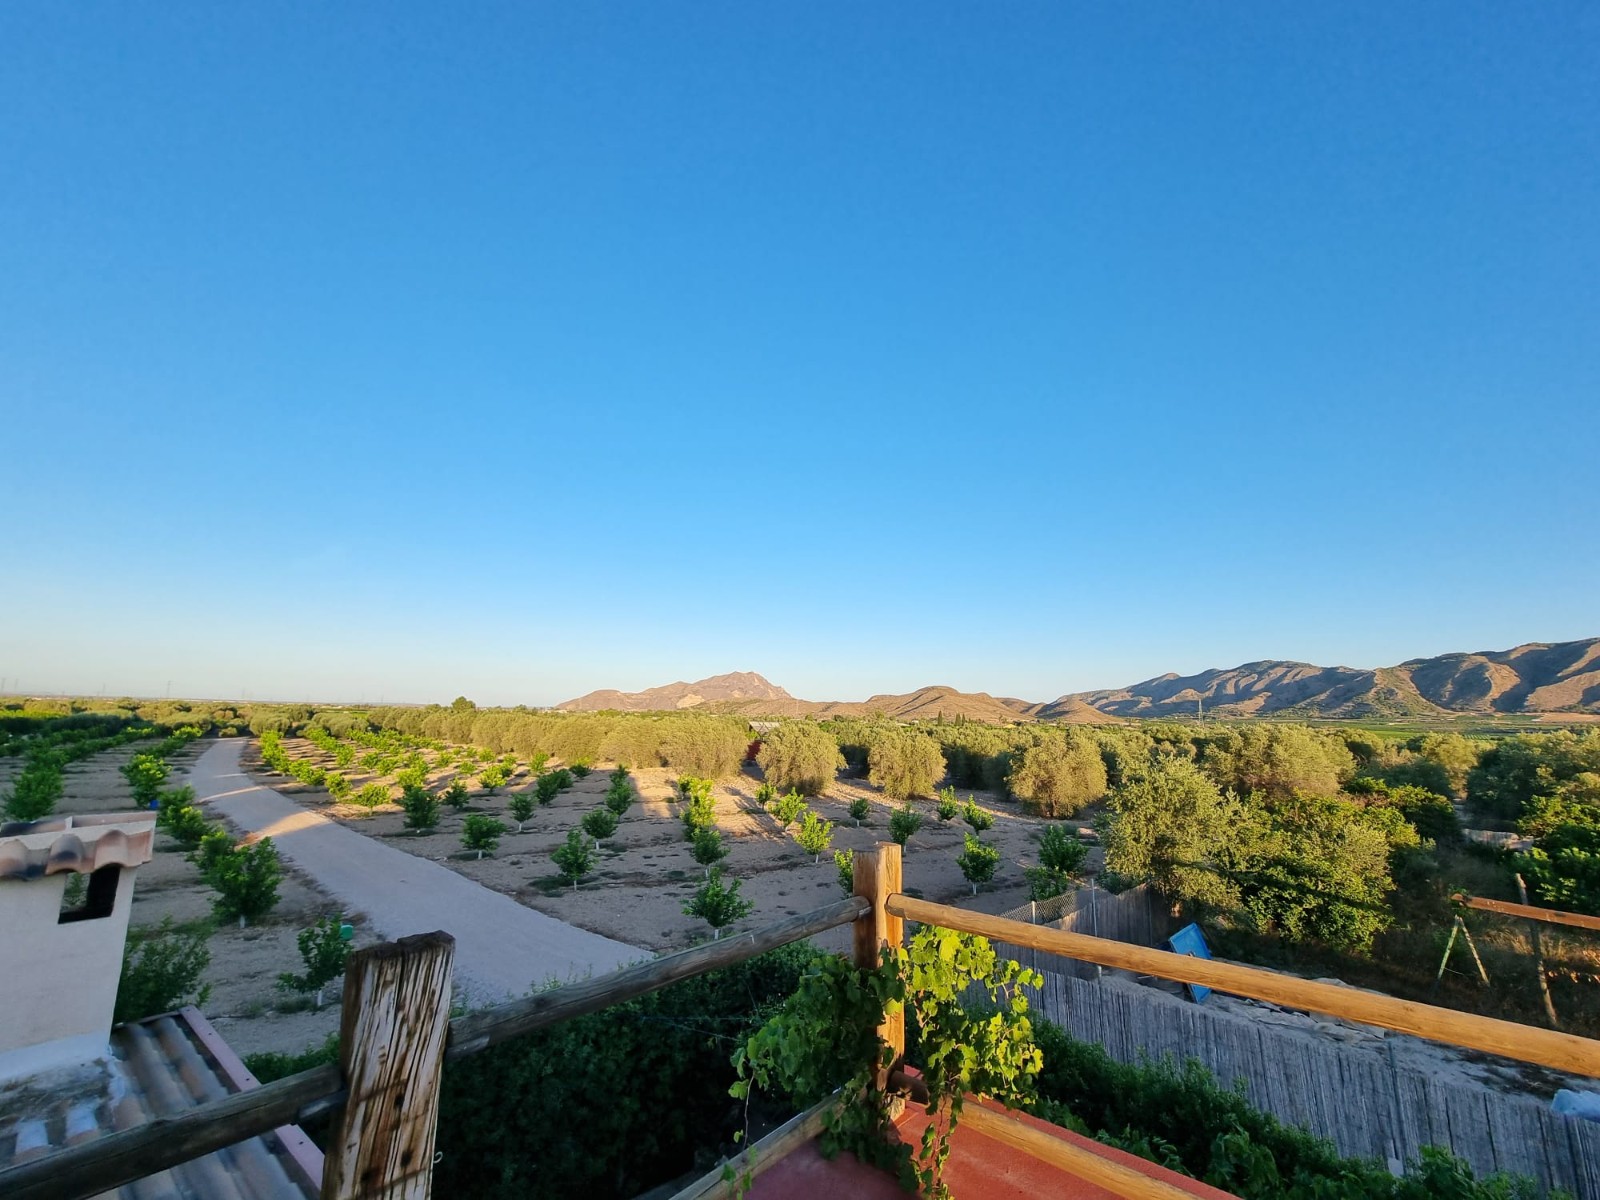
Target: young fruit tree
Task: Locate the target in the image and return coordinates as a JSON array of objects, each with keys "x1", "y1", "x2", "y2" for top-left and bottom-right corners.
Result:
[
  {"x1": 682, "y1": 789, "x2": 717, "y2": 840},
  {"x1": 581, "y1": 806, "x2": 619, "y2": 841},
  {"x1": 604, "y1": 779, "x2": 633, "y2": 816},
  {"x1": 957, "y1": 833, "x2": 1001, "y2": 895},
  {"x1": 770, "y1": 790, "x2": 806, "y2": 829},
  {"x1": 478, "y1": 763, "x2": 511, "y2": 794},
  {"x1": 277, "y1": 915, "x2": 352, "y2": 1009},
  {"x1": 122, "y1": 752, "x2": 169, "y2": 807},
  {"x1": 552, "y1": 829, "x2": 597, "y2": 891},
  {"x1": 508, "y1": 790, "x2": 537, "y2": 832},
  {"x1": 461, "y1": 814, "x2": 507, "y2": 859},
  {"x1": 1038, "y1": 823, "x2": 1090, "y2": 875},
  {"x1": 794, "y1": 810, "x2": 835, "y2": 863},
  {"x1": 442, "y1": 779, "x2": 470, "y2": 810},
  {"x1": 197, "y1": 832, "x2": 282, "y2": 927},
  {"x1": 535, "y1": 772, "x2": 562, "y2": 805},
  {"x1": 754, "y1": 781, "x2": 776, "y2": 807},
  {"x1": 683, "y1": 868, "x2": 752, "y2": 939},
  {"x1": 354, "y1": 782, "x2": 389, "y2": 810},
  {"x1": 115, "y1": 918, "x2": 212, "y2": 1024},
  {"x1": 691, "y1": 825, "x2": 729, "y2": 877},
  {"x1": 3, "y1": 759, "x2": 63, "y2": 821},
  {"x1": 889, "y1": 802, "x2": 924, "y2": 849},
  {"x1": 936, "y1": 786, "x2": 960, "y2": 822},
  {"x1": 325, "y1": 771, "x2": 351, "y2": 801},
  {"x1": 400, "y1": 783, "x2": 440, "y2": 832},
  {"x1": 962, "y1": 800, "x2": 995, "y2": 833},
  {"x1": 848, "y1": 796, "x2": 870, "y2": 827},
  {"x1": 834, "y1": 848, "x2": 855, "y2": 896}
]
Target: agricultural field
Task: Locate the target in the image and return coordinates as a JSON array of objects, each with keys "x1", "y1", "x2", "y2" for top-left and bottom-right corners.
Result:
[
  {"x1": 0, "y1": 732, "x2": 377, "y2": 1059},
  {"x1": 243, "y1": 733, "x2": 1092, "y2": 953}
]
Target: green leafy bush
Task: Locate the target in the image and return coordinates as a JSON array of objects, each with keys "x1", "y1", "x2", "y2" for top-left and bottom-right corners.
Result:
[
  {"x1": 957, "y1": 833, "x2": 1001, "y2": 893},
  {"x1": 462, "y1": 814, "x2": 507, "y2": 858},
  {"x1": 691, "y1": 825, "x2": 729, "y2": 875},
  {"x1": 889, "y1": 802, "x2": 924, "y2": 848},
  {"x1": 570, "y1": 758, "x2": 593, "y2": 778},
  {"x1": 1038, "y1": 823, "x2": 1089, "y2": 875},
  {"x1": 277, "y1": 915, "x2": 351, "y2": 1008},
  {"x1": 115, "y1": 917, "x2": 212, "y2": 1024},
  {"x1": 535, "y1": 772, "x2": 562, "y2": 805},
  {"x1": 478, "y1": 763, "x2": 510, "y2": 793},
  {"x1": 354, "y1": 782, "x2": 389, "y2": 809},
  {"x1": 936, "y1": 786, "x2": 960, "y2": 821},
  {"x1": 400, "y1": 783, "x2": 440, "y2": 832},
  {"x1": 769, "y1": 789, "x2": 805, "y2": 829},
  {"x1": 156, "y1": 787, "x2": 211, "y2": 850},
  {"x1": 754, "y1": 781, "x2": 776, "y2": 807},
  {"x1": 581, "y1": 807, "x2": 619, "y2": 840},
  {"x1": 552, "y1": 829, "x2": 596, "y2": 890},
  {"x1": 604, "y1": 779, "x2": 633, "y2": 815},
  {"x1": 122, "y1": 752, "x2": 169, "y2": 806},
  {"x1": 442, "y1": 779, "x2": 470, "y2": 810},
  {"x1": 834, "y1": 848, "x2": 855, "y2": 894},
  {"x1": 848, "y1": 795, "x2": 870, "y2": 826},
  {"x1": 683, "y1": 868, "x2": 752, "y2": 938},
  {"x1": 508, "y1": 790, "x2": 537, "y2": 831},
  {"x1": 962, "y1": 800, "x2": 995, "y2": 832},
  {"x1": 325, "y1": 771, "x2": 351, "y2": 800},
  {"x1": 245, "y1": 1034, "x2": 339, "y2": 1084},
  {"x1": 795, "y1": 810, "x2": 834, "y2": 862},
  {"x1": 868, "y1": 728, "x2": 945, "y2": 800},
  {"x1": 3, "y1": 757, "x2": 63, "y2": 820},
  {"x1": 681, "y1": 788, "x2": 718, "y2": 840},
  {"x1": 196, "y1": 833, "x2": 282, "y2": 926}
]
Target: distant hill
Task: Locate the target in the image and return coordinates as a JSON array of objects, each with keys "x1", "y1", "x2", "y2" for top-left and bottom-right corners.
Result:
[
  {"x1": 1061, "y1": 638, "x2": 1600, "y2": 719},
  {"x1": 557, "y1": 671, "x2": 793, "y2": 712},
  {"x1": 554, "y1": 638, "x2": 1599, "y2": 724}
]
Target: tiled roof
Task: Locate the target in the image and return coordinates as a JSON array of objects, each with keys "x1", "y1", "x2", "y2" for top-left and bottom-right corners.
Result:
[
  {"x1": 0, "y1": 813, "x2": 156, "y2": 881},
  {"x1": 0, "y1": 1007, "x2": 322, "y2": 1198}
]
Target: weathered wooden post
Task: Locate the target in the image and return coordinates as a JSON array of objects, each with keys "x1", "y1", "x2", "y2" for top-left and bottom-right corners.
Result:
[
  {"x1": 853, "y1": 842, "x2": 904, "y2": 1092},
  {"x1": 322, "y1": 931, "x2": 456, "y2": 1200}
]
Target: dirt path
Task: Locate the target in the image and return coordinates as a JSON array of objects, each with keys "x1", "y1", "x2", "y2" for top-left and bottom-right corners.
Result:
[{"x1": 189, "y1": 739, "x2": 643, "y2": 1003}]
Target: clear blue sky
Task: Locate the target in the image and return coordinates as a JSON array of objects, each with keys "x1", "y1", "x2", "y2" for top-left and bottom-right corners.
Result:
[{"x1": 3, "y1": 3, "x2": 1596, "y2": 706}]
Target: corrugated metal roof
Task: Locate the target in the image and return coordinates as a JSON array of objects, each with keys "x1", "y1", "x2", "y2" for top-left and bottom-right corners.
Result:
[{"x1": 0, "y1": 1007, "x2": 322, "y2": 1198}]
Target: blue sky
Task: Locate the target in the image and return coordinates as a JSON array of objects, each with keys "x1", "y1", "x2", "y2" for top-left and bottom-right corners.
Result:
[{"x1": 3, "y1": 3, "x2": 1596, "y2": 706}]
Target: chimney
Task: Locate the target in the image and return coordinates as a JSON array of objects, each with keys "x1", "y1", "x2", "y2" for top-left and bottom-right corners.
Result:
[{"x1": 0, "y1": 813, "x2": 156, "y2": 1084}]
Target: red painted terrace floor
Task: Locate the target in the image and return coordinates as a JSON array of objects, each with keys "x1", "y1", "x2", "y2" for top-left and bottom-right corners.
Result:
[{"x1": 748, "y1": 1097, "x2": 1234, "y2": 1200}]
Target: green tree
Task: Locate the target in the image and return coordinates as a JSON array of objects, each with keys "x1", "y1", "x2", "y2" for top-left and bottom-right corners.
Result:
[
  {"x1": 462, "y1": 814, "x2": 506, "y2": 859},
  {"x1": 325, "y1": 771, "x2": 351, "y2": 801},
  {"x1": 936, "y1": 786, "x2": 960, "y2": 821},
  {"x1": 770, "y1": 790, "x2": 805, "y2": 829},
  {"x1": 400, "y1": 783, "x2": 440, "y2": 832},
  {"x1": 848, "y1": 796, "x2": 871, "y2": 826},
  {"x1": 478, "y1": 763, "x2": 510, "y2": 794},
  {"x1": 1519, "y1": 823, "x2": 1600, "y2": 915},
  {"x1": 757, "y1": 722, "x2": 846, "y2": 796},
  {"x1": 691, "y1": 825, "x2": 729, "y2": 876},
  {"x1": 582, "y1": 807, "x2": 619, "y2": 840},
  {"x1": 535, "y1": 772, "x2": 563, "y2": 805},
  {"x1": 888, "y1": 801, "x2": 924, "y2": 849},
  {"x1": 354, "y1": 782, "x2": 389, "y2": 810},
  {"x1": 1099, "y1": 756, "x2": 1248, "y2": 914},
  {"x1": 962, "y1": 800, "x2": 995, "y2": 833},
  {"x1": 1198, "y1": 725, "x2": 1355, "y2": 799},
  {"x1": 957, "y1": 833, "x2": 1001, "y2": 894},
  {"x1": 683, "y1": 868, "x2": 752, "y2": 938},
  {"x1": 122, "y1": 752, "x2": 169, "y2": 806},
  {"x1": 1008, "y1": 731, "x2": 1108, "y2": 818},
  {"x1": 277, "y1": 915, "x2": 351, "y2": 1008},
  {"x1": 508, "y1": 790, "x2": 537, "y2": 831},
  {"x1": 197, "y1": 833, "x2": 282, "y2": 927},
  {"x1": 868, "y1": 728, "x2": 945, "y2": 800},
  {"x1": 442, "y1": 779, "x2": 470, "y2": 810},
  {"x1": 794, "y1": 810, "x2": 835, "y2": 862},
  {"x1": 834, "y1": 848, "x2": 856, "y2": 895},
  {"x1": 4, "y1": 758, "x2": 63, "y2": 821},
  {"x1": 115, "y1": 918, "x2": 212, "y2": 1024},
  {"x1": 552, "y1": 829, "x2": 597, "y2": 891}
]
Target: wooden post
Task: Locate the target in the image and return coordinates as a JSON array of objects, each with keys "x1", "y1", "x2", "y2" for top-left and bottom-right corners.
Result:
[
  {"x1": 322, "y1": 931, "x2": 456, "y2": 1200},
  {"x1": 853, "y1": 843, "x2": 905, "y2": 1090},
  {"x1": 1516, "y1": 874, "x2": 1561, "y2": 1030}
]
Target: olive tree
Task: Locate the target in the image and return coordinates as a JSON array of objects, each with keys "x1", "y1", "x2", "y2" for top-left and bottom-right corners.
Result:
[{"x1": 756, "y1": 721, "x2": 845, "y2": 796}]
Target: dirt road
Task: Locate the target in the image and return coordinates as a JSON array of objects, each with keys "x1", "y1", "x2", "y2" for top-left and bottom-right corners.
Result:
[{"x1": 188, "y1": 739, "x2": 643, "y2": 1003}]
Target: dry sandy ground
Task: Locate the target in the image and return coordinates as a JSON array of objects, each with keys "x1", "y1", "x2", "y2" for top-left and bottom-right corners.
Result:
[
  {"x1": 248, "y1": 738, "x2": 1094, "y2": 956},
  {"x1": 4, "y1": 738, "x2": 380, "y2": 1059}
]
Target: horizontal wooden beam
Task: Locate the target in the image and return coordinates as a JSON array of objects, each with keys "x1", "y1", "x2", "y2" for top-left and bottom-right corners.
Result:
[
  {"x1": 667, "y1": 1095, "x2": 836, "y2": 1200},
  {"x1": 886, "y1": 893, "x2": 1600, "y2": 1079},
  {"x1": 447, "y1": 896, "x2": 868, "y2": 1059},
  {"x1": 0, "y1": 1064, "x2": 344, "y2": 1200},
  {"x1": 5, "y1": 896, "x2": 868, "y2": 1200},
  {"x1": 1458, "y1": 894, "x2": 1600, "y2": 932}
]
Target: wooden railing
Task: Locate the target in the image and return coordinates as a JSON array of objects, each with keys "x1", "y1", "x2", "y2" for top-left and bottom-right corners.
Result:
[{"x1": 10, "y1": 844, "x2": 1600, "y2": 1200}]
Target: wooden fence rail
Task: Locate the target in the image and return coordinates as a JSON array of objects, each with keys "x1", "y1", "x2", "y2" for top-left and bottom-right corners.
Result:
[{"x1": 886, "y1": 893, "x2": 1600, "y2": 1079}]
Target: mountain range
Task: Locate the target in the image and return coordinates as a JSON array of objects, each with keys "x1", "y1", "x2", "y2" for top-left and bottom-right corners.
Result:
[{"x1": 555, "y1": 638, "x2": 1600, "y2": 722}]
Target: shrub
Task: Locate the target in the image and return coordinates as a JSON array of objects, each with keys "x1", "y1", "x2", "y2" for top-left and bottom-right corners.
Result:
[
  {"x1": 552, "y1": 829, "x2": 597, "y2": 890},
  {"x1": 682, "y1": 789, "x2": 718, "y2": 840},
  {"x1": 604, "y1": 780, "x2": 633, "y2": 815},
  {"x1": 325, "y1": 771, "x2": 351, "y2": 800},
  {"x1": 1026, "y1": 866, "x2": 1072, "y2": 901},
  {"x1": 1008, "y1": 732, "x2": 1108, "y2": 818},
  {"x1": 479, "y1": 763, "x2": 510, "y2": 794},
  {"x1": 115, "y1": 917, "x2": 212, "y2": 1024},
  {"x1": 868, "y1": 728, "x2": 945, "y2": 800},
  {"x1": 535, "y1": 772, "x2": 562, "y2": 805},
  {"x1": 442, "y1": 779, "x2": 470, "y2": 810},
  {"x1": 508, "y1": 791, "x2": 537, "y2": 831},
  {"x1": 4, "y1": 758, "x2": 63, "y2": 821},
  {"x1": 1039, "y1": 823, "x2": 1089, "y2": 875},
  {"x1": 245, "y1": 1033, "x2": 339, "y2": 1085},
  {"x1": 683, "y1": 868, "x2": 752, "y2": 938},
  {"x1": 157, "y1": 787, "x2": 211, "y2": 850},
  {"x1": 795, "y1": 810, "x2": 834, "y2": 862},
  {"x1": 551, "y1": 768, "x2": 575, "y2": 791},
  {"x1": 400, "y1": 783, "x2": 440, "y2": 832},
  {"x1": 756, "y1": 722, "x2": 845, "y2": 796},
  {"x1": 834, "y1": 848, "x2": 855, "y2": 895},
  {"x1": 936, "y1": 786, "x2": 960, "y2": 822},
  {"x1": 122, "y1": 752, "x2": 169, "y2": 807},
  {"x1": 889, "y1": 802, "x2": 924, "y2": 848},
  {"x1": 462, "y1": 814, "x2": 507, "y2": 859},
  {"x1": 770, "y1": 789, "x2": 806, "y2": 829},
  {"x1": 691, "y1": 825, "x2": 729, "y2": 876},
  {"x1": 354, "y1": 782, "x2": 389, "y2": 809},
  {"x1": 962, "y1": 800, "x2": 995, "y2": 832},
  {"x1": 198, "y1": 834, "x2": 282, "y2": 926},
  {"x1": 395, "y1": 765, "x2": 427, "y2": 791},
  {"x1": 582, "y1": 807, "x2": 620, "y2": 840},
  {"x1": 754, "y1": 781, "x2": 776, "y2": 807},
  {"x1": 570, "y1": 758, "x2": 593, "y2": 779},
  {"x1": 277, "y1": 915, "x2": 351, "y2": 1008},
  {"x1": 957, "y1": 833, "x2": 1001, "y2": 894},
  {"x1": 848, "y1": 796, "x2": 870, "y2": 826}
]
